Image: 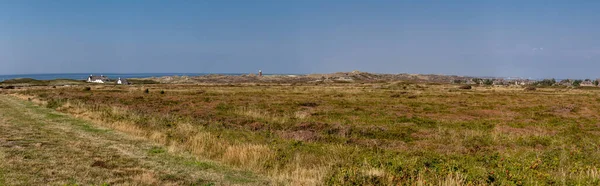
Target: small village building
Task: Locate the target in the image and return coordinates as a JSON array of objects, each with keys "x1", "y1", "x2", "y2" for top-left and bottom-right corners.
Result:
[
  {"x1": 116, "y1": 78, "x2": 130, "y2": 85},
  {"x1": 580, "y1": 80, "x2": 595, "y2": 87},
  {"x1": 559, "y1": 79, "x2": 573, "y2": 86},
  {"x1": 87, "y1": 75, "x2": 110, "y2": 83},
  {"x1": 492, "y1": 79, "x2": 506, "y2": 86},
  {"x1": 514, "y1": 80, "x2": 536, "y2": 86}
]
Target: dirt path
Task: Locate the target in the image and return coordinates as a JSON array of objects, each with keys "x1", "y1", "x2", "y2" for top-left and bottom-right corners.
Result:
[{"x1": 0, "y1": 95, "x2": 268, "y2": 185}]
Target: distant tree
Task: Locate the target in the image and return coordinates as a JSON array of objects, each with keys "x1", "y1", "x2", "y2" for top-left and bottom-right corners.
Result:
[
  {"x1": 483, "y1": 79, "x2": 493, "y2": 86},
  {"x1": 535, "y1": 79, "x2": 556, "y2": 86},
  {"x1": 595, "y1": 80, "x2": 599, "y2": 86},
  {"x1": 559, "y1": 79, "x2": 571, "y2": 85},
  {"x1": 572, "y1": 79, "x2": 583, "y2": 87}
]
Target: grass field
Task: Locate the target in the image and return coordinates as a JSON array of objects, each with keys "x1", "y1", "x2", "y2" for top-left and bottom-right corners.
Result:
[
  {"x1": 0, "y1": 94, "x2": 267, "y2": 185},
  {"x1": 7, "y1": 82, "x2": 600, "y2": 185}
]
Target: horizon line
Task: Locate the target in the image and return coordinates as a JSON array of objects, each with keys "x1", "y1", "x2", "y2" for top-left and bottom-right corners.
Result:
[{"x1": 0, "y1": 72, "x2": 596, "y2": 80}]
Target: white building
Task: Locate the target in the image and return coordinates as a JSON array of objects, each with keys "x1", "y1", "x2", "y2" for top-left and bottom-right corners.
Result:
[
  {"x1": 116, "y1": 77, "x2": 130, "y2": 85},
  {"x1": 87, "y1": 75, "x2": 109, "y2": 83}
]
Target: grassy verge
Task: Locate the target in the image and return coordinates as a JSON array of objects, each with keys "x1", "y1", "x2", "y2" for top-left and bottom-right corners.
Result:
[
  {"x1": 0, "y1": 94, "x2": 267, "y2": 185},
  {"x1": 0, "y1": 151, "x2": 5, "y2": 186}
]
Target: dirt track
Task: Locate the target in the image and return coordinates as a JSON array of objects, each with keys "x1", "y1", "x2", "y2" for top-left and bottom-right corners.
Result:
[{"x1": 0, "y1": 95, "x2": 267, "y2": 185}]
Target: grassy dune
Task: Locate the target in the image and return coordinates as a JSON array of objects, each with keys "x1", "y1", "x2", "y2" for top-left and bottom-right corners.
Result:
[
  {"x1": 0, "y1": 78, "x2": 87, "y2": 86},
  {"x1": 10, "y1": 82, "x2": 600, "y2": 185},
  {"x1": 0, "y1": 78, "x2": 158, "y2": 87}
]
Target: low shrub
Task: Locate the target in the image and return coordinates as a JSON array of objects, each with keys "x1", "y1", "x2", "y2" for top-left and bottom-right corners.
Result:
[
  {"x1": 46, "y1": 99, "x2": 65, "y2": 109},
  {"x1": 459, "y1": 85, "x2": 472, "y2": 90},
  {"x1": 298, "y1": 102, "x2": 318, "y2": 107}
]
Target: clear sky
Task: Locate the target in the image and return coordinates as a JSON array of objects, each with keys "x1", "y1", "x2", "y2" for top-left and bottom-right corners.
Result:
[{"x1": 1, "y1": 0, "x2": 599, "y2": 78}]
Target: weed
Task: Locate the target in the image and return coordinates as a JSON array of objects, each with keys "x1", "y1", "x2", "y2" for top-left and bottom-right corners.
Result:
[
  {"x1": 149, "y1": 146, "x2": 166, "y2": 154},
  {"x1": 46, "y1": 98, "x2": 65, "y2": 109}
]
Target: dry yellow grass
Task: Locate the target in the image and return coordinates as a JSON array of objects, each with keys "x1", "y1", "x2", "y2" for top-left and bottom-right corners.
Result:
[{"x1": 223, "y1": 144, "x2": 272, "y2": 171}]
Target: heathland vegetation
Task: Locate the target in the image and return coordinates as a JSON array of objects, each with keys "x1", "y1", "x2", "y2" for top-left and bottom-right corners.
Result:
[{"x1": 3, "y1": 77, "x2": 600, "y2": 185}]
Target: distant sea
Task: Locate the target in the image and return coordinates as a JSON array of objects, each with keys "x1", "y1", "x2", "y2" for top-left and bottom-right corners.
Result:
[{"x1": 0, "y1": 73, "x2": 244, "y2": 81}]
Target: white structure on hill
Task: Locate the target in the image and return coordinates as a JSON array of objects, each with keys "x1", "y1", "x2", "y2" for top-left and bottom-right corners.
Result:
[
  {"x1": 87, "y1": 74, "x2": 109, "y2": 83},
  {"x1": 116, "y1": 77, "x2": 130, "y2": 85}
]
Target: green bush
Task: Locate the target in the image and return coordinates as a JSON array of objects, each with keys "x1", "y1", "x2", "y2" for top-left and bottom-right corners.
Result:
[
  {"x1": 535, "y1": 79, "x2": 556, "y2": 86},
  {"x1": 483, "y1": 79, "x2": 493, "y2": 86}
]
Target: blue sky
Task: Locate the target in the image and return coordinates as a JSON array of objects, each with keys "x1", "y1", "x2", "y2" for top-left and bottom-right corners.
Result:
[{"x1": 1, "y1": 0, "x2": 599, "y2": 78}]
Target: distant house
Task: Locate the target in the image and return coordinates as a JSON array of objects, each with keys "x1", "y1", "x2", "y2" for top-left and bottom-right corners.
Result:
[
  {"x1": 559, "y1": 79, "x2": 573, "y2": 86},
  {"x1": 87, "y1": 75, "x2": 110, "y2": 83},
  {"x1": 512, "y1": 80, "x2": 526, "y2": 86},
  {"x1": 580, "y1": 80, "x2": 595, "y2": 87},
  {"x1": 116, "y1": 78, "x2": 130, "y2": 85},
  {"x1": 492, "y1": 79, "x2": 506, "y2": 86},
  {"x1": 513, "y1": 79, "x2": 536, "y2": 86}
]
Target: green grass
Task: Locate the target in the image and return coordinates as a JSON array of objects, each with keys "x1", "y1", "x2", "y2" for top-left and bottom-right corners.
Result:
[
  {"x1": 185, "y1": 161, "x2": 216, "y2": 170},
  {"x1": 0, "y1": 95, "x2": 269, "y2": 185},
  {"x1": 149, "y1": 146, "x2": 166, "y2": 154},
  {"x1": 128, "y1": 79, "x2": 159, "y2": 84},
  {"x1": 0, "y1": 152, "x2": 6, "y2": 186}
]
